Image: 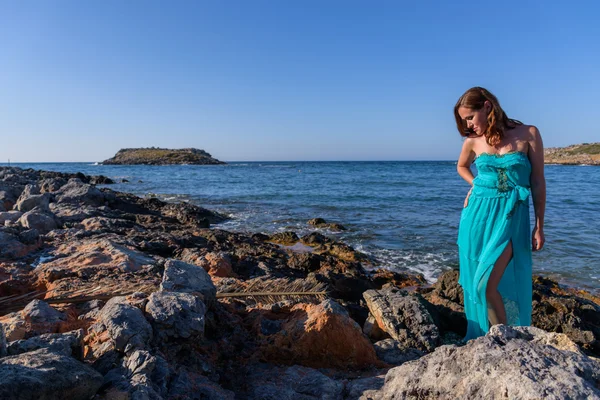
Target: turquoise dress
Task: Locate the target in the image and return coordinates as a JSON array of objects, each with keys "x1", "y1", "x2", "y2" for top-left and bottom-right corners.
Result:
[{"x1": 457, "y1": 151, "x2": 533, "y2": 340}]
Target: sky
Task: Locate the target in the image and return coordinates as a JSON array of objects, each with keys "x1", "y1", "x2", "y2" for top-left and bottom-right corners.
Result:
[{"x1": 1, "y1": 1, "x2": 599, "y2": 162}]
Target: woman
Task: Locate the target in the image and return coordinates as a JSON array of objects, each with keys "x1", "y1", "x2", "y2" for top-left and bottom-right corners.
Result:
[{"x1": 455, "y1": 87, "x2": 546, "y2": 340}]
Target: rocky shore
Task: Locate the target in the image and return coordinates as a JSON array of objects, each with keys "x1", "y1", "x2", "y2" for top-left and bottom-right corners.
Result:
[
  {"x1": 0, "y1": 166, "x2": 598, "y2": 399},
  {"x1": 102, "y1": 148, "x2": 225, "y2": 165},
  {"x1": 544, "y1": 142, "x2": 600, "y2": 165}
]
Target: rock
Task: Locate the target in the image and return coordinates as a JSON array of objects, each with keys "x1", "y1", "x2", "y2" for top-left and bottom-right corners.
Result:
[
  {"x1": 0, "y1": 211, "x2": 23, "y2": 225},
  {"x1": 0, "y1": 324, "x2": 6, "y2": 357},
  {"x1": 544, "y1": 142, "x2": 600, "y2": 165},
  {"x1": 269, "y1": 231, "x2": 300, "y2": 245},
  {"x1": 17, "y1": 209, "x2": 57, "y2": 233},
  {"x1": 160, "y1": 259, "x2": 217, "y2": 306},
  {"x1": 307, "y1": 218, "x2": 327, "y2": 226},
  {"x1": 256, "y1": 299, "x2": 380, "y2": 369},
  {"x1": 307, "y1": 218, "x2": 347, "y2": 231},
  {"x1": 18, "y1": 229, "x2": 40, "y2": 245},
  {"x1": 363, "y1": 286, "x2": 440, "y2": 352},
  {"x1": 0, "y1": 348, "x2": 103, "y2": 400},
  {"x1": 85, "y1": 296, "x2": 152, "y2": 358},
  {"x1": 369, "y1": 325, "x2": 600, "y2": 400},
  {"x1": 14, "y1": 193, "x2": 52, "y2": 213},
  {"x1": 145, "y1": 291, "x2": 206, "y2": 340},
  {"x1": 40, "y1": 177, "x2": 67, "y2": 193},
  {"x1": 7, "y1": 329, "x2": 83, "y2": 357},
  {"x1": 363, "y1": 313, "x2": 391, "y2": 341},
  {"x1": 244, "y1": 364, "x2": 344, "y2": 400},
  {"x1": 182, "y1": 251, "x2": 237, "y2": 278},
  {"x1": 0, "y1": 299, "x2": 66, "y2": 341},
  {"x1": 55, "y1": 178, "x2": 105, "y2": 207},
  {"x1": 373, "y1": 338, "x2": 424, "y2": 365},
  {"x1": 103, "y1": 349, "x2": 169, "y2": 399},
  {"x1": 168, "y1": 368, "x2": 235, "y2": 400},
  {"x1": 0, "y1": 230, "x2": 36, "y2": 259},
  {"x1": 80, "y1": 216, "x2": 139, "y2": 233},
  {"x1": 345, "y1": 375, "x2": 386, "y2": 400},
  {"x1": 371, "y1": 268, "x2": 428, "y2": 290}
]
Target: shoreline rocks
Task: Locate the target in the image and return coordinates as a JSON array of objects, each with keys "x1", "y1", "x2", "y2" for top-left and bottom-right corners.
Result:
[{"x1": 0, "y1": 165, "x2": 598, "y2": 399}]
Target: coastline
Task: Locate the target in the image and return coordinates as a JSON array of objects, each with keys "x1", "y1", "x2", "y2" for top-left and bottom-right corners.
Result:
[{"x1": 0, "y1": 166, "x2": 598, "y2": 398}]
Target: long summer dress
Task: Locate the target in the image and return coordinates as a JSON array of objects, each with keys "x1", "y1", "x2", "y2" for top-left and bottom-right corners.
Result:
[{"x1": 457, "y1": 151, "x2": 533, "y2": 341}]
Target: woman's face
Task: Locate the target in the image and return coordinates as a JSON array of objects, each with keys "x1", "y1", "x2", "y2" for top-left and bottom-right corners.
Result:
[{"x1": 458, "y1": 102, "x2": 490, "y2": 135}]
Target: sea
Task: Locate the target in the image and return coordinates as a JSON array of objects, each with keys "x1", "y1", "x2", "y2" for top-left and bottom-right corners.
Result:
[{"x1": 6, "y1": 161, "x2": 599, "y2": 294}]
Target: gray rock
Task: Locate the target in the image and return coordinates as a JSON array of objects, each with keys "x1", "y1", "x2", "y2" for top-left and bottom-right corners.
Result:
[
  {"x1": 103, "y1": 350, "x2": 169, "y2": 399},
  {"x1": 18, "y1": 209, "x2": 57, "y2": 233},
  {"x1": 88, "y1": 296, "x2": 152, "y2": 355},
  {"x1": 15, "y1": 192, "x2": 52, "y2": 213},
  {"x1": 7, "y1": 329, "x2": 83, "y2": 357},
  {"x1": 0, "y1": 348, "x2": 103, "y2": 400},
  {"x1": 22, "y1": 299, "x2": 65, "y2": 324},
  {"x1": 363, "y1": 286, "x2": 440, "y2": 352},
  {"x1": 55, "y1": 178, "x2": 105, "y2": 206},
  {"x1": 369, "y1": 325, "x2": 600, "y2": 400},
  {"x1": 160, "y1": 259, "x2": 216, "y2": 306},
  {"x1": 246, "y1": 364, "x2": 344, "y2": 399},
  {"x1": 0, "y1": 230, "x2": 28, "y2": 258},
  {"x1": 40, "y1": 177, "x2": 67, "y2": 193},
  {"x1": 16, "y1": 184, "x2": 40, "y2": 201},
  {"x1": 145, "y1": 291, "x2": 206, "y2": 340},
  {"x1": 0, "y1": 210, "x2": 23, "y2": 225},
  {"x1": 373, "y1": 339, "x2": 424, "y2": 365}
]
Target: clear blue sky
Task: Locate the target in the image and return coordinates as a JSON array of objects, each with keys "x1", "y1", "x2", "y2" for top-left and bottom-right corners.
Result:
[{"x1": 1, "y1": 1, "x2": 598, "y2": 162}]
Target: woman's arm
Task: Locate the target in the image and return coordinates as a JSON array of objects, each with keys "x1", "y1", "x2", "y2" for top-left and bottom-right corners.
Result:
[
  {"x1": 457, "y1": 137, "x2": 476, "y2": 185},
  {"x1": 528, "y1": 126, "x2": 546, "y2": 251}
]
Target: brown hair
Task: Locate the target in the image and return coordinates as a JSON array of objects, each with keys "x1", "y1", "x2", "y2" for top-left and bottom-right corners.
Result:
[{"x1": 454, "y1": 87, "x2": 522, "y2": 146}]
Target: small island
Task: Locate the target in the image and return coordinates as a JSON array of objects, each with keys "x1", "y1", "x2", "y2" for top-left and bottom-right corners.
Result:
[
  {"x1": 545, "y1": 142, "x2": 600, "y2": 165},
  {"x1": 101, "y1": 147, "x2": 226, "y2": 165}
]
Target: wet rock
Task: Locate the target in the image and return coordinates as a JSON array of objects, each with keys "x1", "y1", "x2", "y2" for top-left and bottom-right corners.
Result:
[
  {"x1": 244, "y1": 364, "x2": 344, "y2": 400},
  {"x1": 85, "y1": 296, "x2": 152, "y2": 358},
  {"x1": 308, "y1": 218, "x2": 347, "y2": 231},
  {"x1": 256, "y1": 299, "x2": 380, "y2": 369},
  {"x1": 160, "y1": 259, "x2": 217, "y2": 306},
  {"x1": 369, "y1": 325, "x2": 600, "y2": 400},
  {"x1": 7, "y1": 329, "x2": 83, "y2": 357},
  {"x1": 0, "y1": 348, "x2": 103, "y2": 400},
  {"x1": 269, "y1": 231, "x2": 300, "y2": 245},
  {"x1": 145, "y1": 291, "x2": 206, "y2": 340},
  {"x1": 363, "y1": 286, "x2": 440, "y2": 352}
]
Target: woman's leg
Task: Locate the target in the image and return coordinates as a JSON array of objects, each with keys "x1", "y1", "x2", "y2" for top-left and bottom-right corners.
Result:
[{"x1": 486, "y1": 240, "x2": 513, "y2": 326}]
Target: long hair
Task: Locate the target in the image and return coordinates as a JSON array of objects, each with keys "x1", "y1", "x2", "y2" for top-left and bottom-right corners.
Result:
[{"x1": 454, "y1": 87, "x2": 522, "y2": 146}]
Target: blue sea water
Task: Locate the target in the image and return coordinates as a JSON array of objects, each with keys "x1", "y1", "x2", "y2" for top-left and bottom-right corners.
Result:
[{"x1": 7, "y1": 161, "x2": 599, "y2": 293}]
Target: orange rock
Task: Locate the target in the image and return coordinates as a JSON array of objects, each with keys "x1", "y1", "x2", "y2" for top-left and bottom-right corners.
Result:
[{"x1": 257, "y1": 300, "x2": 381, "y2": 369}]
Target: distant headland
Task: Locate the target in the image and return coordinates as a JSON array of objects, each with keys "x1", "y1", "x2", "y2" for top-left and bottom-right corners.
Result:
[
  {"x1": 101, "y1": 147, "x2": 226, "y2": 165},
  {"x1": 544, "y1": 142, "x2": 600, "y2": 165}
]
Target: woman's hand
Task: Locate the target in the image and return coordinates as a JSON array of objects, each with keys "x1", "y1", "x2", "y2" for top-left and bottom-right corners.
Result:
[
  {"x1": 532, "y1": 225, "x2": 545, "y2": 251},
  {"x1": 463, "y1": 187, "x2": 473, "y2": 208}
]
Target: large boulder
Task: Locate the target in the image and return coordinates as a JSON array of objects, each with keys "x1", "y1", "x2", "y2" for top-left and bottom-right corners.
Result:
[
  {"x1": 363, "y1": 286, "x2": 440, "y2": 352},
  {"x1": 7, "y1": 329, "x2": 83, "y2": 357},
  {"x1": 369, "y1": 325, "x2": 600, "y2": 400},
  {"x1": 17, "y1": 208, "x2": 57, "y2": 233},
  {"x1": 14, "y1": 192, "x2": 52, "y2": 213},
  {"x1": 0, "y1": 348, "x2": 103, "y2": 400},
  {"x1": 85, "y1": 296, "x2": 152, "y2": 359}
]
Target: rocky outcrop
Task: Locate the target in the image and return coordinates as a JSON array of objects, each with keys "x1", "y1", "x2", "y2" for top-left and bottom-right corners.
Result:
[
  {"x1": 369, "y1": 325, "x2": 600, "y2": 400},
  {"x1": 102, "y1": 147, "x2": 226, "y2": 165},
  {"x1": 544, "y1": 142, "x2": 600, "y2": 165}
]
